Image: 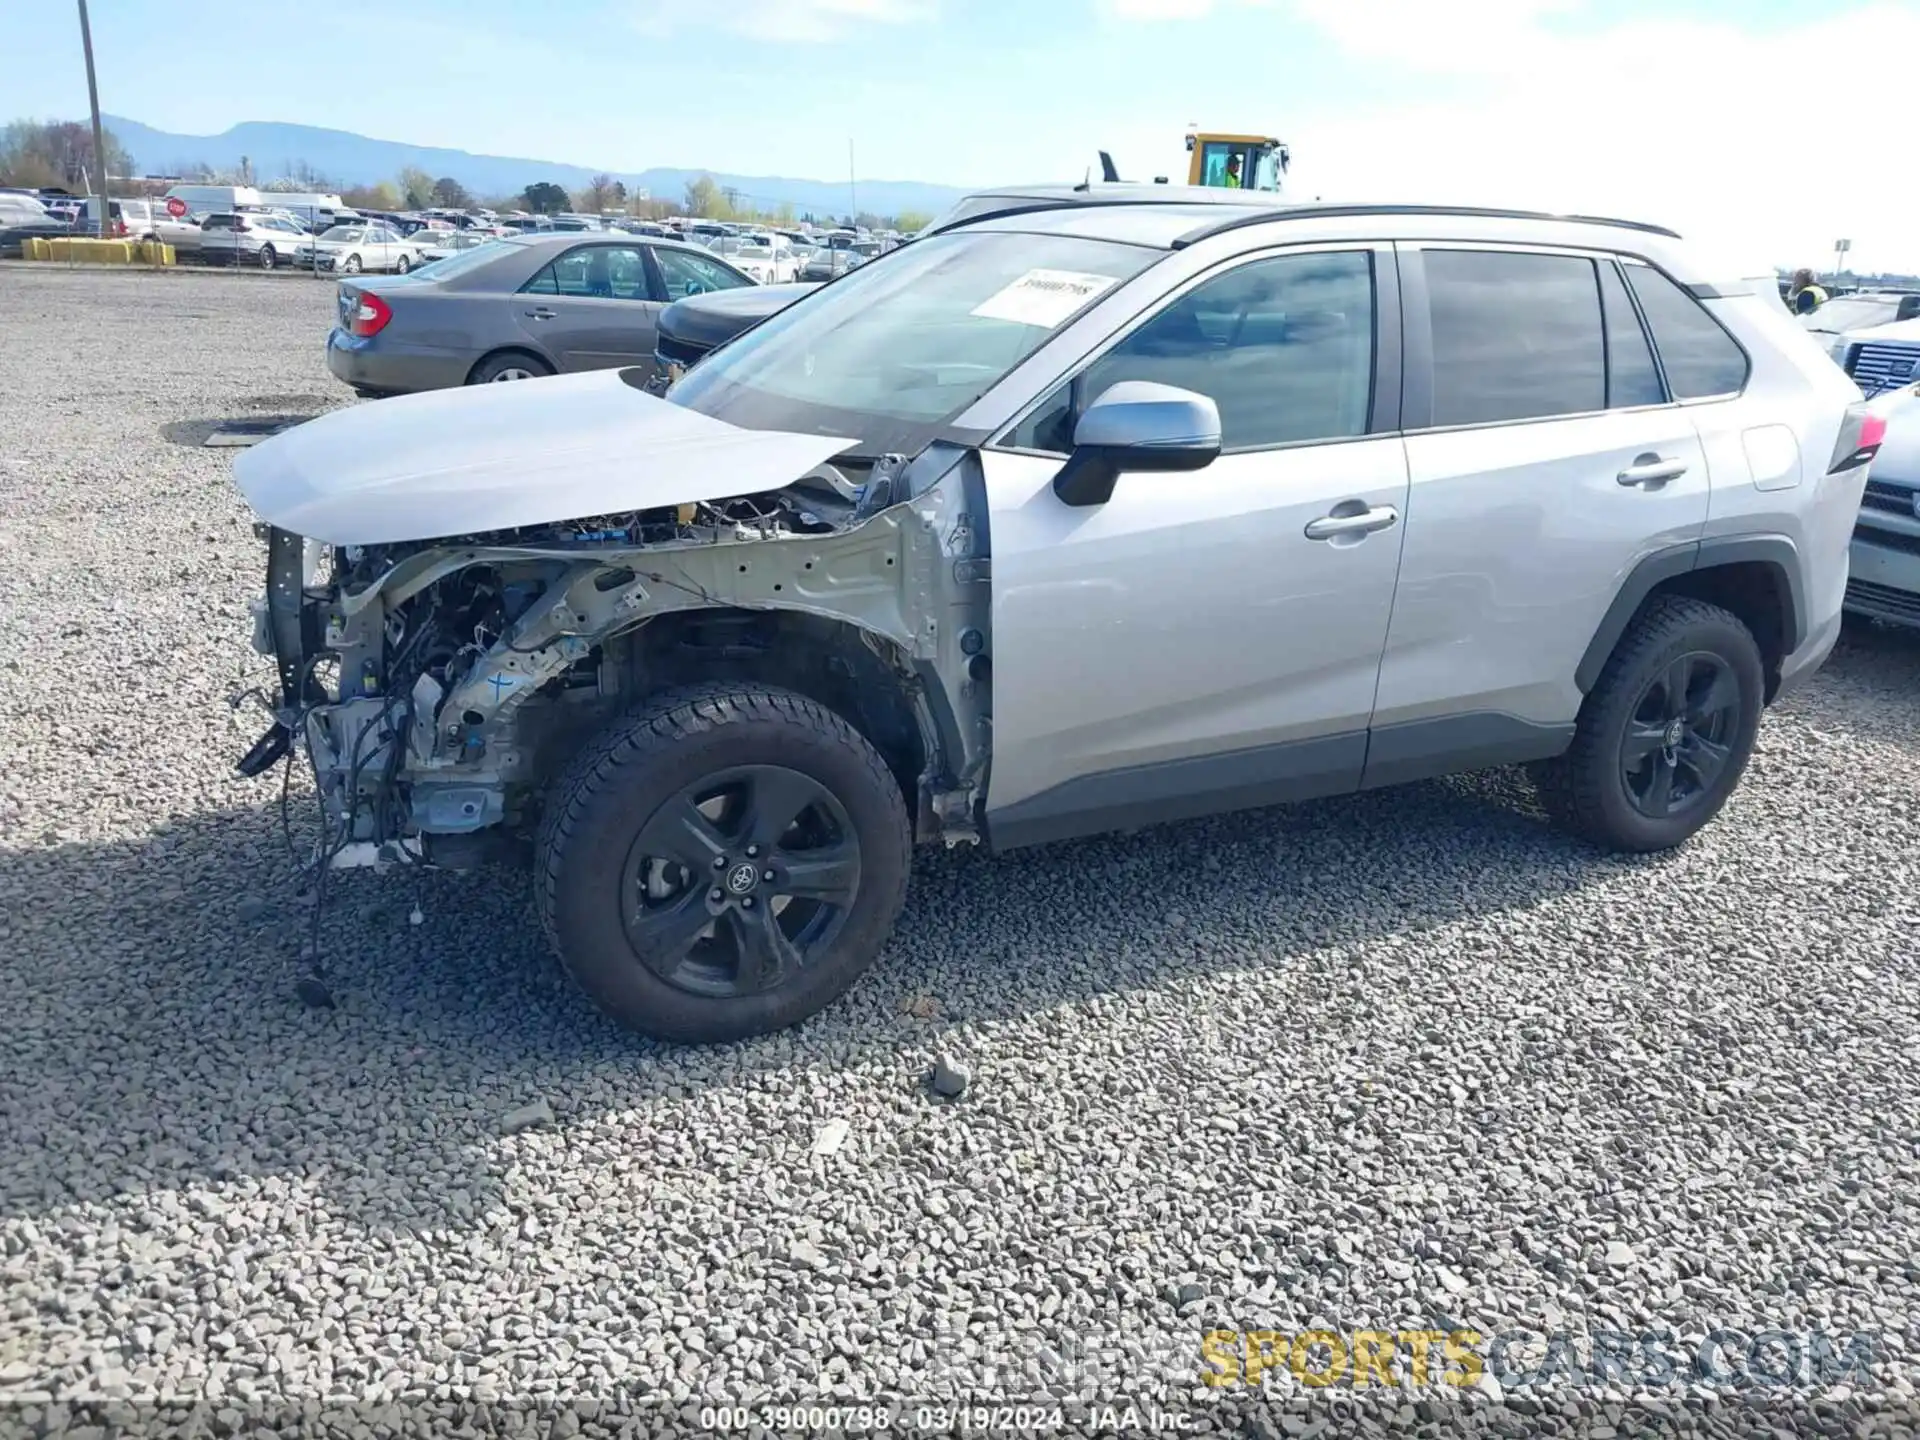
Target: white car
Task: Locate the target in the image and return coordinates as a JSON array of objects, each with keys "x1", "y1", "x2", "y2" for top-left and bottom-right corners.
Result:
[
  {"x1": 415, "y1": 229, "x2": 498, "y2": 265},
  {"x1": 297, "y1": 223, "x2": 430, "y2": 275},
  {"x1": 707, "y1": 234, "x2": 799, "y2": 284},
  {"x1": 198, "y1": 211, "x2": 311, "y2": 268},
  {"x1": 1806, "y1": 294, "x2": 1920, "y2": 367}
]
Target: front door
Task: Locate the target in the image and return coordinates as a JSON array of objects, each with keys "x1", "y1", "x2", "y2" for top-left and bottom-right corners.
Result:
[
  {"x1": 514, "y1": 243, "x2": 663, "y2": 373},
  {"x1": 980, "y1": 246, "x2": 1410, "y2": 848}
]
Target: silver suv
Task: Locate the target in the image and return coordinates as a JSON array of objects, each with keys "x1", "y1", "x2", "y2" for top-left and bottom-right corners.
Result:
[{"x1": 233, "y1": 200, "x2": 1878, "y2": 1042}]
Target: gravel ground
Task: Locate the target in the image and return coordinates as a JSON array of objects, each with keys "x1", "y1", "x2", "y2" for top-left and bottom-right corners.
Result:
[{"x1": 3, "y1": 264, "x2": 1920, "y2": 1437}]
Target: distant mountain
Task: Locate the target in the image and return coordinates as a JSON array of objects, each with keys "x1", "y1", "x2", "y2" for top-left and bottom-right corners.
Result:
[{"x1": 104, "y1": 116, "x2": 969, "y2": 220}]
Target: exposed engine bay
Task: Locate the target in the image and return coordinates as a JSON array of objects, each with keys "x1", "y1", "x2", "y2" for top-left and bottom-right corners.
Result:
[{"x1": 239, "y1": 446, "x2": 995, "y2": 874}]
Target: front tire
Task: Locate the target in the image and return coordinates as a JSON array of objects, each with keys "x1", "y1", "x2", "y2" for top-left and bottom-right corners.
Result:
[
  {"x1": 258, "y1": 244, "x2": 276, "y2": 270},
  {"x1": 1532, "y1": 595, "x2": 1763, "y2": 852},
  {"x1": 342, "y1": 253, "x2": 361, "y2": 274},
  {"x1": 536, "y1": 684, "x2": 912, "y2": 1043},
  {"x1": 395, "y1": 253, "x2": 411, "y2": 274}
]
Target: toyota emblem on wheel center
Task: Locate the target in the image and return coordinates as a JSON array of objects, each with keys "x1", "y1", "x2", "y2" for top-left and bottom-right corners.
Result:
[{"x1": 725, "y1": 862, "x2": 759, "y2": 896}]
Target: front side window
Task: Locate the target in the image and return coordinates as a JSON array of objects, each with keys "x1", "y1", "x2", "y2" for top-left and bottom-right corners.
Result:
[
  {"x1": 1010, "y1": 250, "x2": 1376, "y2": 454},
  {"x1": 1624, "y1": 263, "x2": 1750, "y2": 398},
  {"x1": 1427, "y1": 249, "x2": 1605, "y2": 426},
  {"x1": 654, "y1": 247, "x2": 751, "y2": 298}
]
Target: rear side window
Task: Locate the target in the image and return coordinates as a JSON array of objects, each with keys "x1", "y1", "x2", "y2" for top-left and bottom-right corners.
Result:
[
  {"x1": 1598, "y1": 261, "x2": 1665, "y2": 408},
  {"x1": 1623, "y1": 263, "x2": 1749, "y2": 398},
  {"x1": 1426, "y1": 250, "x2": 1605, "y2": 426}
]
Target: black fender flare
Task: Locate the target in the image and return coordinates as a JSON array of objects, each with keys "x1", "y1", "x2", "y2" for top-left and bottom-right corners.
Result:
[{"x1": 1575, "y1": 535, "x2": 1807, "y2": 694}]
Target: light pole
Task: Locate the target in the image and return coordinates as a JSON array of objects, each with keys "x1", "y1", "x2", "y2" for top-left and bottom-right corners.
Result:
[{"x1": 76, "y1": 0, "x2": 112, "y2": 238}]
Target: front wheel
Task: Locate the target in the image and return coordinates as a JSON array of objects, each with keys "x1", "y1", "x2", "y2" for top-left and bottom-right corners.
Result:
[
  {"x1": 342, "y1": 253, "x2": 361, "y2": 274},
  {"x1": 1532, "y1": 595, "x2": 1763, "y2": 852},
  {"x1": 536, "y1": 684, "x2": 912, "y2": 1043},
  {"x1": 257, "y1": 244, "x2": 276, "y2": 270},
  {"x1": 394, "y1": 253, "x2": 411, "y2": 274}
]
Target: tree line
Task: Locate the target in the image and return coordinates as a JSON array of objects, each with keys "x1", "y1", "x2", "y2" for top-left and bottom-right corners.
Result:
[{"x1": 2, "y1": 117, "x2": 933, "y2": 231}]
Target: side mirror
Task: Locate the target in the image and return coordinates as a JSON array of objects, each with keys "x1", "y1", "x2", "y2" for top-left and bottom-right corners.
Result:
[{"x1": 1052, "y1": 382, "x2": 1222, "y2": 508}]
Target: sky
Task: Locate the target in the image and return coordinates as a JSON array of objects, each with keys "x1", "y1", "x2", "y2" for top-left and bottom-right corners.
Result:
[{"x1": 13, "y1": 0, "x2": 1920, "y2": 271}]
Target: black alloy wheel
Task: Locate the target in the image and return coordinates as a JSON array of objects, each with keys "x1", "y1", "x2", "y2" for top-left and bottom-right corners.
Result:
[
  {"x1": 621, "y1": 764, "x2": 861, "y2": 999},
  {"x1": 1619, "y1": 651, "x2": 1741, "y2": 819}
]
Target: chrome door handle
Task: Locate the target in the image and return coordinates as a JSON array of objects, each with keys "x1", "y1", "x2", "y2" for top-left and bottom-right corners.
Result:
[
  {"x1": 1304, "y1": 505, "x2": 1399, "y2": 541},
  {"x1": 1617, "y1": 454, "x2": 1688, "y2": 487},
  {"x1": 524, "y1": 307, "x2": 556, "y2": 320}
]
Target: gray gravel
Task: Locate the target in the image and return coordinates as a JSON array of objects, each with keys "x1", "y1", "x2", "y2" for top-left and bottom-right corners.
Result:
[{"x1": 4, "y1": 264, "x2": 1920, "y2": 1434}]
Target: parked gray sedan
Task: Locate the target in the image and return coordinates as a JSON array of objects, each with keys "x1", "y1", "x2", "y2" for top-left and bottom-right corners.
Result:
[{"x1": 325, "y1": 232, "x2": 758, "y2": 397}]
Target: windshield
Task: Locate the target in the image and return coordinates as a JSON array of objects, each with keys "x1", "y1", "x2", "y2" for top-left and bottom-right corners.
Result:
[
  {"x1": 1803, "y1": 296, "x2": 1898, "y2": 334},
  {"x1": 668, "y1": 230, "x2": 1158, "y2": 455},
  {"x1": 319, "y1": 226, "x2": 360, "y2": 242}
]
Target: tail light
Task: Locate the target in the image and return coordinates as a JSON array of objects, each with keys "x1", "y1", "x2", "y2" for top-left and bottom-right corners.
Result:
[
  {"x1": 346, "y1": 290, "x2": 392, "y2": 338},
  {"x1": 1828, "y1": 403, "x2": 1887, "y2": 474}
]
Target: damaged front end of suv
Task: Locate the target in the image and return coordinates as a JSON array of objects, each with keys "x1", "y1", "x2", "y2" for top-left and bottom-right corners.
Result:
[{"x1": 233, "y1": 368, "x2": 994, "y2": 1037}]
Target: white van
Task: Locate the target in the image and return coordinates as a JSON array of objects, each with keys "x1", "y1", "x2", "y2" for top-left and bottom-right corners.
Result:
[{"x1": 163, "y1": 184, "x2": 264, "y2": 214}]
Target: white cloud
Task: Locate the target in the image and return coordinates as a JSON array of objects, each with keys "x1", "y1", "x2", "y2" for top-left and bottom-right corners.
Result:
[
  {"x1": 633, "y1": 0, "x2": 933, "y2": 44},
  {"x1": 1280, "y1": 0, "x2": 1920, "y2": 272}
]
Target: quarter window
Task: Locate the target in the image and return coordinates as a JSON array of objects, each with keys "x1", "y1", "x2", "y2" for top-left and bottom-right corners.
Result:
[
  {"x1": 1624, "y1": 263, "x2": 1750, "y2": 398},
  {"x1": 1598, "y1": 260, "x2": 1665, "y2": 409},
  {"x1": 1010, "y1": 250, "x2": 1376, "y2": 454},
  {"x1": 1427, "y1": 249, "x2": 1605, "y2": 426}
]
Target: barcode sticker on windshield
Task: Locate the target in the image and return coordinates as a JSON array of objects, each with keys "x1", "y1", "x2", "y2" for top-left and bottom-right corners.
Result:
[{"x1": 970, "y1": 269, "x2": 1119, "y2": 328}]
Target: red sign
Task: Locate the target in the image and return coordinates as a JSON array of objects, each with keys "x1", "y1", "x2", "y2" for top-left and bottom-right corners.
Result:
[{"x1": 165, "y1": 196, "x2": 187, "y2": 218}]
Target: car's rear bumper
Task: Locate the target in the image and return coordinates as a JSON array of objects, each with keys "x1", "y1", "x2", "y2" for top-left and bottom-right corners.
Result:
[{"x1": 325, "y1": 327, "x2": 472, "y2": 395}]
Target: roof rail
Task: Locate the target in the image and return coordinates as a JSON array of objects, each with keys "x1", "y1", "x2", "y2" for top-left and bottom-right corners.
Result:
[
  {"x1": 1171, "y1": 203, "x2": 1682, "y2": 249},
  {"x1": 927, "y1": 193, "x2": 1289, "y2": 236}
]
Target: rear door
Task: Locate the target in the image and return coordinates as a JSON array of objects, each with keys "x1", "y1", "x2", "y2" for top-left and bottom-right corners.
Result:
[
  {"x1": 514, "y1": 243, "x2": 662, "y2": 372},
  {"x1": 1369, "y1": 244, "x2": 1710, "y2": 767}
]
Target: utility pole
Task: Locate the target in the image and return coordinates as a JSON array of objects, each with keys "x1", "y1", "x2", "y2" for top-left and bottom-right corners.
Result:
[
  {"x1": 848, "y1": 139, "x2": 857, "y2": 227},
  {"x1": 76, "y1": 0, "x2": 111, "y2": 236}
]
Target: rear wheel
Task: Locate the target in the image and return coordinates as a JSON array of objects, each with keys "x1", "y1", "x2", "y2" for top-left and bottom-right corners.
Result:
[
  {"x1": 395, "y1": 253, "x2": 411, "y2": 274},
  {"x1": 1532, "y1": 595, "x2": 1763, "y2": 852},
  {"x1": 257, "y1": 244, "x2": 276, "y2": 270},
  {"x1": 468, "y1": 351, "x2": 552, "y2": 385},
  {"x1": 536, "y1": 684, "x2": 912, "y2": 1043}
]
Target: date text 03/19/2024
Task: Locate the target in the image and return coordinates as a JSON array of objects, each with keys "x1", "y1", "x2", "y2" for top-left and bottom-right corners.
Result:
[{"x1": 698, "y1": 1403, "x2": 1193, "y2": 1433}]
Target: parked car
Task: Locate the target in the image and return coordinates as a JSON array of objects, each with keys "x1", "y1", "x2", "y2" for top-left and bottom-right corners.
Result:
[
  {"x1": 1802, "y1": 291, "x2": 1920, "y2": 360},
  {"x1": 151, "y1": 210, "x2": 208, "y2": 252},
  {"x1": 708, "y1": 235, "x2": 800, "y2": 284},
  {"x1": 0, "y1": 192, "x2": 67, "y2": 256},
  {"x1": 199, "y1": 211, "x2": 312, "y2": 268},
  {"x1": 1828, "y1": 321, "x2": 1920, "y2": 628},
  {"x1": 653, "y1": 281, "x2": 818, "y2": 387},
  {"x1": 798, "y1": 240, "x2": 879, "y2": 281},
  {"x1": 234, "y1": 198, "x2": 1875, "y2": 1044},
  {"x1": 299, "y1": 223, "x2": 431, "y2": 275},
  {"x1": 416, "y1": 229, "x2": 497, "y2": 265},
  {"x1": 323, "y1": 232, "x2": 757, "y2": 397}
]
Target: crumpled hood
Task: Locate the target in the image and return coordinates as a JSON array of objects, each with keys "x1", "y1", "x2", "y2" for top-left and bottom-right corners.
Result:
[{"x1": 233, "y1": 366, "x2": 856, "y2": 545}]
